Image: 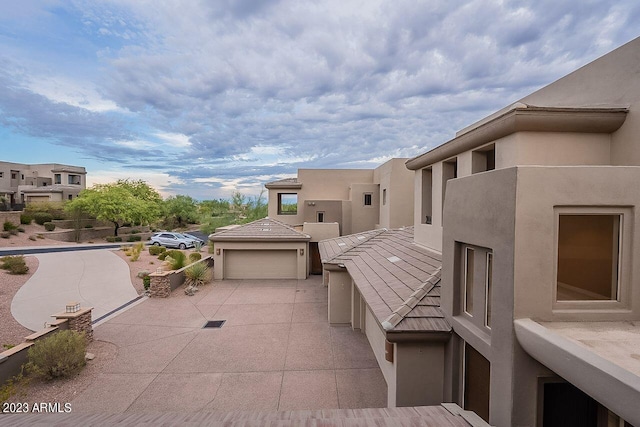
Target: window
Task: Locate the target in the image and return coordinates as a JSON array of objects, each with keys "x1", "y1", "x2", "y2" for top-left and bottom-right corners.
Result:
[
  {"x1": 442, "y1": 158, "x2": 457, "y2": 217},
  {"x1": 0, "y1": 172, "x2": 3, "y2": 178},
  {"x1": 557, "y1": 214, "x2": 620, "y2": 301},
  {"x1": 54, "y1": 174, "x2": 61, "y2": 184},
  {"x1": 421, "y1": 168, "x2": 433, "y2": 224},
  {"x1": 11, "y1": 171, "x2": 17, "y2": 179},
  {"x1": 277, "y1": 193, "x2": 298, "y2": 215},
  {"x1": 68, "y1": 174, "x2": 81, "y2": 185},
  {"x1": 68, "y1": 194, "x2": 73, "y2": 200},
  {"x1": 317, "y1": 212, "x2": 324, "y2": 223},
  {"x1": 382, "y1": 189, "x2": 387, "y2": 205},
  {"x1": 464, "y1": 247, "x2": 475, "y2": 316},
  {"x1": 485, "y1": 253, "x2": 493, "y2": 328},
  {"x1": 364, "y1": 193, "x2": 372, "y2": 206},
  {"x1": 463, "y1": 342, "x2": 490, "y2": 423}
]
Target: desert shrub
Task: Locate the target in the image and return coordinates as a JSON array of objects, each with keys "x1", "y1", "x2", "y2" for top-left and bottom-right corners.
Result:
[
  {"x1": 106, "y1": 236, "x2": 122, "y2": 243},
  {"x1": 33, "y1": 212, "x2": 53, "y2": 225},
  {"x1": 149, "y1": 245, "x2": 166, "y2": 256},
  {"x1": 184, "y1": 261, "x2": 211, "y2": 287},
  {"x1": 143, "y1": 275, "x2": 151, "y2": 290},
  {"x1": 0, "y1": 232, "x2": 10, "y2": 239},
  {"x1": 17, "y1": 227, "x2": 25, "y2": 233},
  {"x1": 208, "y1": 241, "x2": 215, "y2": 254},
  {"x1": 130, "y1": 229, "x2": 140, "y2": 234},
  {"x1": 3, "y1": 221, "x2": 17, "y2": 231},
  {"x1": 0, "y1": 256, "x2": 29, "y2": 275},
  {"x1": 37, "y1": 234, "x2": 44, "y2": 239},
  {"x1": 158, "y1": 252, "x2": 168, "y2": 261},
  {"x1": 84, "y1": 224, "x2": 93, "y2": 228},
  {"x1": 9, "y1": 229, "x2": 18, "y2": 236},
  {"x1": 26, "y1": 330, "x2": 86, "y2": 381},
  {"x1": 189, "y1": 252, "x2": 202, "y2": 263},
  {"x1": 193, "y1": 240, "x2": 203, "y2": 252},
  {"x1": 127, "y1": 235, "x2": 142, "y2": 242},
  {"x1": 0, "y1": 370, "x2": 30, "y2": 405},
  {"x1": 20, "y1": 214, "x2": 32, "y2": 225},
  {"x1": 163, "y1": 250, "x2": 186, "y2": 270},
  {"x1": 28, "y1": 235, "x2": 37, "y2": 241},
  {"x1": 43, "y1": 222, "x2": 56, "y2": 231}
]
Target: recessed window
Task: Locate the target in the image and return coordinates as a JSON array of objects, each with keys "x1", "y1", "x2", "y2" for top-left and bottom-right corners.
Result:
[
  {"x1": 442, "y1": 158, "x2": 457, "y2": 217},
  {"x1": 0, "y1": 172, "x2": 3, "y2": 178},
  {"x1": 485, "y1": 253, "x2": 493, "y2": 328},
  {"x1": 277, "y1": 193, "x2": 298, "y2": 215},
  {"x1": 364, "y1": 193, "x2": 372, "y2": 206},
  {"x1": 421, "y1": 168, "x2": 433, "y2": 224},
  {"x1": 68, "y1": 194, "x2": 73, "y2": 200},
  {"x1": 54, "y1": 174, "x2": 61, "y2": 184},
  {"x1": 472, "y1": 145, "x2": 496, "y2": 173},
  {"x1": 317, "y1": 212, "x2": 324, "y2": 223},
  {"x1": 464, "y1": 247, "x2": 475, "y2": 316},
  {"x1": 463, "y1": 342, "x2": 490, "y2": 423},
  {"x1": 557, "y1": 214, "x2": 620, "y2": 301},
  {"x1": 68, "y1": 174, "x2": 81, "y2": 185},
  {"x1": 382, "y1": 189, "x2": 387, "y2": 206}
]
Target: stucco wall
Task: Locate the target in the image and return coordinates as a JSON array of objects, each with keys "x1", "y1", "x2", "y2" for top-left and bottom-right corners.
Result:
[
  {"x1": 365, "y1": 305, "x2": 396, "y2": 406},
  {"x1": 374, "y1": 158, "x2": 414, "y2": 229},
  {"x1": 327, "y1": 269, "x2": 352, "y2": 324},
  {"x1": 350, "y1": 183, "x2": 379, "y2": 233}
]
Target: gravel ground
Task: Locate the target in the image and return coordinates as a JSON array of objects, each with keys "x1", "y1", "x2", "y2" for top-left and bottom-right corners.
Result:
[
  {"x1": 0, "y1": 256, "x2": 38, "y2": 348},
  {"x1": 0, "y1": 223, "x2": 69, "y2": 248}
]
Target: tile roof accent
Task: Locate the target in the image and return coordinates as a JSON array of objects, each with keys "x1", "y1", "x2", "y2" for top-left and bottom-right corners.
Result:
[
  {"x1": 210, "y1": 217, "x2": 311, "y2": 242},
  {"x1": 319, "y1": 227, "x2": 450, "y2": 334},
  {"x1": 264, "y1": 177, "x2": 302, "y2": 189}
]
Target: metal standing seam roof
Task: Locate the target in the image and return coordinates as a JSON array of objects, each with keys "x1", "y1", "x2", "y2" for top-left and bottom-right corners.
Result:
[
  {"x1": 319, "y1": 227, "x2": 451, "y2": 334},
  {"x1": 209, "y1": 217, "x2": 311, "y2": 241}
]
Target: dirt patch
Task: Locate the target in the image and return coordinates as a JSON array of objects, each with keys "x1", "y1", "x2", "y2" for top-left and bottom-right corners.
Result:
[
  {"x1": 0, "y1": 224, "x2": 69, "y2": 248},
  {"x1": 0, "y1": 256, "x2": 39, "y2": 347}
]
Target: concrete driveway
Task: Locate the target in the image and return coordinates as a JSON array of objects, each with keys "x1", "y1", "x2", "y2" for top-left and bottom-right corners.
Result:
[
  {"x1": 72, "y1": 276, "x2": 387, "y2": 413},
  {"x1": 11, "y1": 250, "x2": 139, "y2": 331}
]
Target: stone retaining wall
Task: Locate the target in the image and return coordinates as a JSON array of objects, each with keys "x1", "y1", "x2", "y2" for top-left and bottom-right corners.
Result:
[
  {"x1": 0, "y1": 211, "x2": 21, "y2": 227},
  {"x1": 149, "y1": 256, "x2": 214, "y2": 298}
]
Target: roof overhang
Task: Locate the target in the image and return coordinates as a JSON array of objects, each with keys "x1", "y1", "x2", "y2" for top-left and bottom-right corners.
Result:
[
  {"x1": 265, "y1": 181, "x2": 302, "y2": 190},
  {"x1": 406, "y1": 105, "x2": 629, "y2": 170},
  {"x1": 514, "y1": 318, "x2": 640, "y2": 426},
  {"x1": 210, "y1": 236, "x2": 310, "y2": 242}
]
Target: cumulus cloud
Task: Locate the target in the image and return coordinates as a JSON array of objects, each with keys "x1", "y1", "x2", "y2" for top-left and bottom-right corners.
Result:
[{"x1": 0, "y1": 0, "x2": 638, "y2": 198}]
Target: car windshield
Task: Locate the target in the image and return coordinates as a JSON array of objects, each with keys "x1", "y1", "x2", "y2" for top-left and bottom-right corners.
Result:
[{"x1": 175, "y1": 233, "x2": 191, "y2": 239}]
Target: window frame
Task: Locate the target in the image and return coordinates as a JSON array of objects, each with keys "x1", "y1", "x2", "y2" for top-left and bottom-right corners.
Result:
[
  {"x1": 364, "y1": 193, "x2": 372, "y2": 206},
  {"x1": 485, "y1": 252, "x2": 493, "y2": 329},
  {"x1": 553, "y1": 206, "x2": 631, "y2": 311},
  {"x1": 277, "y1": 193, "x2": 298, "y2": 215},
  {"x1": 463, "y1": 247, "x2": 475, "y2": 316},
  {"x1": 317, "y1": 211, "x2": 325, "y2": 223}
]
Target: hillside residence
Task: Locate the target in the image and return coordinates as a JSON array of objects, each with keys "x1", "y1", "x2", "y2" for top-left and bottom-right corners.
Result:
[
  {"x1": 0, "y1": 161, "x2": 86, "y2": 207},
  {"x1": 322, "y1": 37, "x2": 640, "y2": 427},
  {"x1": 265, "y1": 158, "x2": 414, "y2": 237}
]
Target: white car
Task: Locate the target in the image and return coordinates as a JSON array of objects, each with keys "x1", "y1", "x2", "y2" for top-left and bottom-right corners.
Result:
[{"x1": 150, "y1": 232, "x2": 197, "y2": 249}]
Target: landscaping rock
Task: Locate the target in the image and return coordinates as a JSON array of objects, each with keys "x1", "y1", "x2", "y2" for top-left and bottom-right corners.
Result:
[
  {"x1": 85, "y1": 352, "x2": 95, "y2": 361},
  {"x1": 136, "y1": 270, "x2": 151, "y2": 278}
]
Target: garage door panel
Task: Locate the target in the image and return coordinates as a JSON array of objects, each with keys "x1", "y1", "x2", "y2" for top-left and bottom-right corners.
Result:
[{"x1": 224, "y1": 250, "x2": 297, "y2": 279}]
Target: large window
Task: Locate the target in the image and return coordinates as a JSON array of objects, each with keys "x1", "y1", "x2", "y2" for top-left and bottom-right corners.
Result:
[
  {"x1": 463, "y1": 342, "x2": 490, "y2": 423},
  {"x1": 54, "y1": 174, "x2": 61, "y2": 184},
  {"x1": 68, "y1": 174, "x2": 81, "y2": 185},
  {"x1": 557, "y1": 214, "x2": 620, "y2": 301},
  {"x1": 458, "y1": 243, "x2": 493, "y2": 330},
  {"x1": 277, "y1": 193, "x2": 298, "y2": 215}
]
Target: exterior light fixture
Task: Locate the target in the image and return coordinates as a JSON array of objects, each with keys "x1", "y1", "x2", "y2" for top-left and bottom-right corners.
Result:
[
  {"x1": 216, "y1": 248, "x2": 221, "y2": 255},
  {"x1": 300, "y1": 248, "x2": 305, "y2": 256}
]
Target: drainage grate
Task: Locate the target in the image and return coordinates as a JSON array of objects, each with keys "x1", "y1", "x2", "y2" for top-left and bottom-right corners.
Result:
[{"x1": 203, "y1": 320, "x2": 226, "y2": 329}]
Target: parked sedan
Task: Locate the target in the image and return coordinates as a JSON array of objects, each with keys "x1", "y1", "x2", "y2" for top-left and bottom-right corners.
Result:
[{"x1": 150, "y1": 232, "x2": 198, "y2": 249}]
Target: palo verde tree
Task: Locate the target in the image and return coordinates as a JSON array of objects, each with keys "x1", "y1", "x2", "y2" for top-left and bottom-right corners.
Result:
[
  {"x1": 66, "y1": 179, "x2": 162, "y2": 236},
  {"x1": 163, "y1": 195, "x2": 199, "y2": 228}
]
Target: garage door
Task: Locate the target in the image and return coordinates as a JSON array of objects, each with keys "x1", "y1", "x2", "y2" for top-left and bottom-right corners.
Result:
[{"x1": 224, "y1": 250, "x2": 298, "y2": 279}]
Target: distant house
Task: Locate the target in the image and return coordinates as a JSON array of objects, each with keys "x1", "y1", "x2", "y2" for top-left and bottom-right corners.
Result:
[
  {"x1": 266, "y1": 158, "x2": 414, "y2": 274},
  {"x1": 322, "y1": 37, "x2": 640, "y2": 426},
  {"x1": 0, "y1": 162, "x2": 86, "y2": 208}
]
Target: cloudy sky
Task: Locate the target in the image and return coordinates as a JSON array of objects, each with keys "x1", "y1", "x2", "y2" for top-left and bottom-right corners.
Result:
[{"x1": 0, "y1": 1, "x2": 638, "y2": 199}]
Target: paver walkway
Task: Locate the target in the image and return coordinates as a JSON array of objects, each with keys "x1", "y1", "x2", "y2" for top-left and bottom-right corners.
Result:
[
  {"x1": 11, "y1": 250, "x2": 138, "y2": 331},
  {"x1": 72, "y1": 276, "x2": 387, "y2": 413}
]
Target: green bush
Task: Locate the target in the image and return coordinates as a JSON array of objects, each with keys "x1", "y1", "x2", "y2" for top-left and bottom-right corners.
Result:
[
  {"x1": 164, "y1": 250, "x2": 186, "y2": 270},
  {"x1": 3, "y1": 221, "x2": 17, "y2": 231},
  {"x1": 130, "y1": 229, "x2": 140, "y2": 234},
  {"x1": 84, "y1": 224, "x2": 93, "y2": 229},
  {"x1": 143, "y1": 275, "x2": 151, "y2": 290},
  {"x1": 26, "y1": 330, "x2": 86, "y2": 381},
  {"x1": 43, "y1": 222, "x2": 56, "y2": 231},
  {"x1": 0, "y1": 256, "x2": 29, "y2": 275},
  {"x1": 184, "y1": 261, "x2": 211, "y2": 287},
  {"x1": 0, "y1": 232, "x2": 10, "y2": 239},
  {"x1": 189, "y1": 252, "x2": 202, "y2": 263},
  {"x1": 127, "y1": 235, "x2": 142, "y2": 242},
  {"x1": 33, "y1": 212, "x2": 54, "y2": 225},
  {"x1": 149, "y1": 245, "x2": 166, "y2": 256},
  {"x1": 158, "y1": 252, "x2": 168, "y2": 261},
  {"x1": 20, "y1": 214, "x2": 32, "y2": 225},
  {"x1": 106, "y1": 236, "x2": 123, "y2": 242}
]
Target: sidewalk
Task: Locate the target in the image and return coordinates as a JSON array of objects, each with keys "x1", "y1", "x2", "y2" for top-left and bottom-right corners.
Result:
[{"x1": 11, "y1": 249, "x2": 139, "y2": 331}]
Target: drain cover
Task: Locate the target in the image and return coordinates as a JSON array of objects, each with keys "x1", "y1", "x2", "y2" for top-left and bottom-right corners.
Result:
[{"x1": 203, "y1": 320, "x2": 226, "y2": 329}]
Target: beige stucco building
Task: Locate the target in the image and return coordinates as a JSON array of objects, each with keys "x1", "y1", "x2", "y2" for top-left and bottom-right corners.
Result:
[
  {"x1": 265, "y1": 158, "x2": 415, "y2": 236},
  {"x1": 0, "y1": 162, "x2": 86, "y2": 207},
  {"x1": 322, "y1": 37, "x2": 640, "y2": 426}
]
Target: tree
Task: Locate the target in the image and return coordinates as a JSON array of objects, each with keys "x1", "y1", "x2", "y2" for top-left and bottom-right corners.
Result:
[
  {"x1": 66, "y1": 180, "x2": 162, "y2": 236},
  {"x1": 164, "y1": 195, "x2": 199, "y2": 228},
  {"x1": 244, "y1": 189, "x2": 267, "y2": 222}
]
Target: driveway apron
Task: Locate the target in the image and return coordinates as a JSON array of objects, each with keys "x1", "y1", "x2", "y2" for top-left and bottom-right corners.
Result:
[{"x1": 11, "y1": 249, "x2": 138, "y2": 331}]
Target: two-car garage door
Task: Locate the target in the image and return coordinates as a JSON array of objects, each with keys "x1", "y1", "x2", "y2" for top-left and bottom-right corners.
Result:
[{"x1": 223, "y1": 250, "x2": 298, "y2": 279}]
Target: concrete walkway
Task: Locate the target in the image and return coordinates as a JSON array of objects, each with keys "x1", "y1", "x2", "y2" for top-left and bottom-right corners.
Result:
[
  {"x1": 72, "y1": 276, "x2": 387, "y2": 413},
  {"x1": 11, "y1": 250, "x2": 139, "y2": 331}
]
